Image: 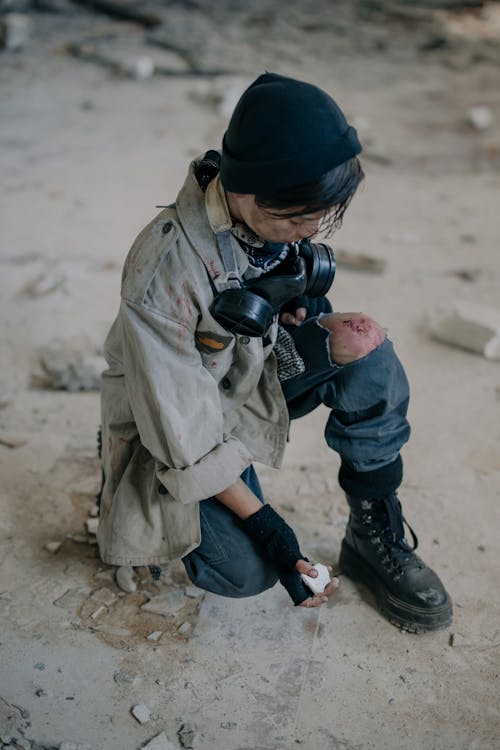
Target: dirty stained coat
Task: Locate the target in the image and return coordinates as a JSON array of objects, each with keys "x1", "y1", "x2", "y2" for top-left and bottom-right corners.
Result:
[{"x1": 97, "y1": 161, "x2": 290, "y2": 566}]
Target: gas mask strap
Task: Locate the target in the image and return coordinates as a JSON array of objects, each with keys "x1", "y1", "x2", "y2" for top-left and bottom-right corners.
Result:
[{"x1": 216, "y1": 230, "x2": 242, "y2": 289}]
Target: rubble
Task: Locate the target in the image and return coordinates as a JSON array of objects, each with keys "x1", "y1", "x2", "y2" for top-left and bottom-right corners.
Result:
[
  {"x1": 0, "y1": 12, "x2": 32, "y2": 51},
  {"x1": 140, "y1": 590, "x2": 187, "y2": 617},
  {"x1": 184, "y1": 586, "x2": 204, "y2": 599},
  {"x1": 141, "y1": 732, "x2": 177, "y2": 750},
  {"x1": 44, "y1": 541, "x2": 62, "y2": 553},
  {"x1": 427, "y1": 302, "x2": 500, "y2": 359},
  {"x1": 53, "y1": 588, "x2": 89, "y2": 609},
  {"x1": 31, "y1": 340, "x2": 105, "y2": 392},
  {"x1": 113, "y1": 669, "x2": 138, "y2": 686},
  {"x1": 131, "y1": 703, "x2": 151, "y2": 724},
  {"x1": 177, "y1": 622, "x2": 192, "y2": 637},
  {"x1": 466, "y1": 106, "x2": 493, "y2": 131},
  {"x1": 177, "y1": 722, "x2": 199, "y2": 749},
  {"x1": 86, "y1": 518, "x2": 99, "y2": 535},
  {"x1": 146, "y1": 630, "x2": 163, "y2": 642}
]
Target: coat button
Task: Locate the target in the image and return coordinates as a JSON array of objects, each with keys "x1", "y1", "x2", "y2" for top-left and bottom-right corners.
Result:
[
  {"x1": 158, "y1": 484, "x2": 167, "y2": 495},
  {"x1": 240, "y1": 336, "x2": 250, "y2": 345},
  {"x1": 162, "y1": 221, "x2": 172, "y2": 235},
  {"x1": 221, "y1": 377, "x2": 231, "y2": 390}
]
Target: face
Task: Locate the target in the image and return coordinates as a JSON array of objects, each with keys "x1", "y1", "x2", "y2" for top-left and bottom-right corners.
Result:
[{"x1": 226, "y1": 193, "x2": 325, "y2": 243}]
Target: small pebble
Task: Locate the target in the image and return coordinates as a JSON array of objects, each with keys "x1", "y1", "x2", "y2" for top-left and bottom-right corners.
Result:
[
  {"x1": 177, "y1": 622, "x2": 193, "y2": 636},
  {"x1": 90, "y1": 605, "x2": 106, "y2": 619},
  {"x1": 86, "y1": 518, "x2": 99, "y2": 535},
  {"x1": 467, "y1": 105, "x2": 493, "y2": 131},
  {"x1": 184, "y1": 586, "x2": 204, "y2": 599},
  {"x1": 113, "y1": 669, "x2": 137, "y2": 685},
  {"x1": 131, "y1": 703, "x2": 151, "y2": 724},
  {"x1": 147, "y1": 630, "x2": 163, "y2": 642},
  {"x1": 45, "y1": 541, "x2": 62, "y2": 553}
]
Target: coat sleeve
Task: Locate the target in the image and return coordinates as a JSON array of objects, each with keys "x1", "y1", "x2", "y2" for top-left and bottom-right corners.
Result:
[{"x1": 119, "y1": 299, "x2": 252, "y2": 504}]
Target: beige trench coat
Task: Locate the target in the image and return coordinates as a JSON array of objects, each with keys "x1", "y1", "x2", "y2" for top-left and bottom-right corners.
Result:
[{"x1": 97, "y1": 161, "x2": 290, "y2": 566}]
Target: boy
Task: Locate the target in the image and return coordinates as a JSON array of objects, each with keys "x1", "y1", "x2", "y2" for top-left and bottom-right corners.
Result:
[{"x1": 97, "y1": 73, "x2": 452, "y2": 630}]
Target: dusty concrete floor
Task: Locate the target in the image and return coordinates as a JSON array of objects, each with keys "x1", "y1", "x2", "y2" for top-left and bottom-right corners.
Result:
[{"x1": 1, "y1": 3, "x2": 499, "y2": 749}]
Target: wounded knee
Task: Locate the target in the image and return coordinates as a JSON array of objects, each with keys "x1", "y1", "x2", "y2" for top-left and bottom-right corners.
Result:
[{"x1": 319, "y1": 313, "x2": 386, "y2": 365}]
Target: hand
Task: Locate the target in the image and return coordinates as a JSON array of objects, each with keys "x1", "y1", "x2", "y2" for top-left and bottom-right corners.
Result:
[
  {"x1": 280, "y1": 307, "x2": 307, "y2": 326},
  {"x1": 295, "y1": 560, "x2": 340, "y2": 608}
]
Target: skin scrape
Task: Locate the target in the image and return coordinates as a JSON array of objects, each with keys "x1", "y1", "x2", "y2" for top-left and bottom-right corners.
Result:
[{"x1": 300, "y1": 562, "x2": 331, "y2": 595}]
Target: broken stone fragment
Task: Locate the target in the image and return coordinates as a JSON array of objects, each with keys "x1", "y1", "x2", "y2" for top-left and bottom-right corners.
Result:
[
  {"x1": 466, "y1": 105, "x2": 493, "y2": 131},
  {"x1": 177, "y1": 621, "x2": 192, "y2": 636},
  {"x1": 177, "y1": 721, "x2": 199, "y2": 749},
  {"x1": 45, "y1": 541, "x2": 62, "y2": 553},
  {"x1": 0, "y1": 12, "x2": 32, "y2": 51},
  {"x1": 184, "y1": 586, "x2": 204, "y2": 599},
  {"x1": 31, "y1": 339, "x2": 106, "y2": 392},
  {"x1": 141, "y1": 732, "x2": 177, "y2": 750},
  {"x1": 86, "y1": 517, "x2": 99, "y2": 535},
  {"x1": 53, "y1": 588, "x2": 89, "y2": 609},
  {"x1": 427, "y1": 303, "x2": 500, "y2": 360},
  {"x1": 113, "y1": 669, "x2": 138, "y2": 686},
  {"x1": 147, "y1": 630, "x2": 163, "y2": 642},
  {"x1": 141, "y1": 590, "x2": 187, "y2": 617},
  {"x1": 131, "y1": 703, "x2": 151, "y2": 724},
  {"x1": 300, "y1": 563, "x2": 332, "y2": 595},
  {"x1": 89, "y1": 587, "x2": 117, "y2": 607}
]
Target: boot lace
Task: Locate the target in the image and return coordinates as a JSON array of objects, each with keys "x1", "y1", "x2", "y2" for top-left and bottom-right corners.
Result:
[{"x1": 361, "y1": 495, "x2": 420, "y2": 580}]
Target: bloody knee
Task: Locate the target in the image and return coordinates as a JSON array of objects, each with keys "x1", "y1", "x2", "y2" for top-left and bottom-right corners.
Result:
[{"x1": 318, "y1": 312, "x2": 386, "y2": 365}]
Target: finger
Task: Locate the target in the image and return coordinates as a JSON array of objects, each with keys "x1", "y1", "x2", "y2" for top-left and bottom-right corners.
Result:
[
  {"x1": 295, "y1": 307, "x2": 307, "y2": 323},
  {"x1": 322, "y1": 578, "x2": 340, "y2": 597},
  {"x1": 296, "y1": 559, "x2": 317, "y2": 576}
]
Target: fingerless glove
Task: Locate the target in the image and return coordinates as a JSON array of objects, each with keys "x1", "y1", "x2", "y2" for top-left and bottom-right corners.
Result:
[{"x1": 241, "y1": 504, "x2": 311, "y2": 605}]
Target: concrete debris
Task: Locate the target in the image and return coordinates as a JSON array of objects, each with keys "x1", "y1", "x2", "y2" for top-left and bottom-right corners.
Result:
[
  {"x1": 177, "y1": 621, "x2": 192, "y2": 636},
  {"x1": 90, "y1": 605, "x2": 106, "y2": 619},
  {"x1": 123, "y1": 55, "x2": 155, "y2": 79},
  {"x1": 184, "y1": 586, "x2": 204, "y2": 599},
  {"x1": 427, "y1": 302, "x2": 500, "y2": 359},
  {"x1": 141, "y1": 732, "x2": 177, "y2": 750},
  {"x1": 31, "y1": 340, "x2": 106, "y2": 392},
  {"x1": 335, "y1": 248, "x2": 387, "y2": 274},
  {"x1": 0, "y1": 435, "x2": 27, "y2": 449},
  {"x1": 89, "y1": 587, "x2": 117, "y2": 607},
  {"x1": 88, "y1": 504, "x2": 99, "y2": 517},
  {"x1": 59, "y1": 743, "x2": 92, "y2": 750},
  {"x1": 467, "y1": 106, "x2": 493, "y2": 131},
  {"x1": 86, "y1": 517, "x2": 99, "y2": 535},
  {"x1": 146, "y1": 630, "x2": 163, "y2": 642},
  {"x1": 53, "y1": 588, "x2": 89, "y2": 608},
  {"x1": 140, "y1": 590, "x2": 187, "y2": 617},
  {"x1": 19, "y1": 269, "x2": 66, "y2": 297},
  {"x1": 115, "y1": 565, "x2": 137, "y2": 593},
  {"x1": 66, "y1": 534, "x2": 89, "y2": 544},
  {"x1": 131, "y1": 703, "x2": 151, "y2": 724},
  {"x1": 113, "y1": 669, "x2": 138, "y2": 686},
  {"x1": 300, "y1": 563, "x2": 332, "y2": 595},
  {"x1": 44, "y1": 541, "x2": 63, "y2": 553},
  {"x1": 0, "y1": 12, "x2": 32, "y2": 51},
  {"x1": 177, "y1": 722, "x2": 199, "y2": 749}
]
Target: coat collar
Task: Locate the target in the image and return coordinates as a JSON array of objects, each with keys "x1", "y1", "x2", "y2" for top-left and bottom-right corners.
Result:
[{"x1": 175, "y1": 159, "x2": 249, "y2": 284}]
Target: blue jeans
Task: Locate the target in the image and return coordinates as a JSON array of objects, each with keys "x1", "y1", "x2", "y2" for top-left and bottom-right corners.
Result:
[{"x1": 183, "y1": 314, "x2": 410, "y2": 598}]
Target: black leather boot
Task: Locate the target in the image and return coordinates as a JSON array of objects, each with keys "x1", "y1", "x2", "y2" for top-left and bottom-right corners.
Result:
[{"x1": 339, "y1": 493, "x2": 452, "y2": 632}]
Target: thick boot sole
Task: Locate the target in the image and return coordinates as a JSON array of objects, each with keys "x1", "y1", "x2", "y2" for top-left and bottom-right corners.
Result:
[{"x1": 339, "y1": 539, "x2": 453, "y2": 633}]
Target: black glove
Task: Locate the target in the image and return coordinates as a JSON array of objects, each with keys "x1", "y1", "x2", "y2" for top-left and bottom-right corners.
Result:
[{"x1": 241, "y1": 504, "x2": 311, "y2": 605}]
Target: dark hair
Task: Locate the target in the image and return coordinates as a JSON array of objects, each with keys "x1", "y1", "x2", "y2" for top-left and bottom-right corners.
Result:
[{"x1": 254, "y1": 156, "x2": 364, "y2": 236}]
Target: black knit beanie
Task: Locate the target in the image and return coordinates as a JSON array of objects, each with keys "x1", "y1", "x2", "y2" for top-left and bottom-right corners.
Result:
[{"x1": 220, "y1": 72, "x2": 362, "y2": 196}]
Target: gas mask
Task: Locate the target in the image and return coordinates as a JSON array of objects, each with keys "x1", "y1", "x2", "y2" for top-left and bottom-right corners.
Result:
[{"x1": 211, "y1": 238, "x2": 336, "y2": 337}]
